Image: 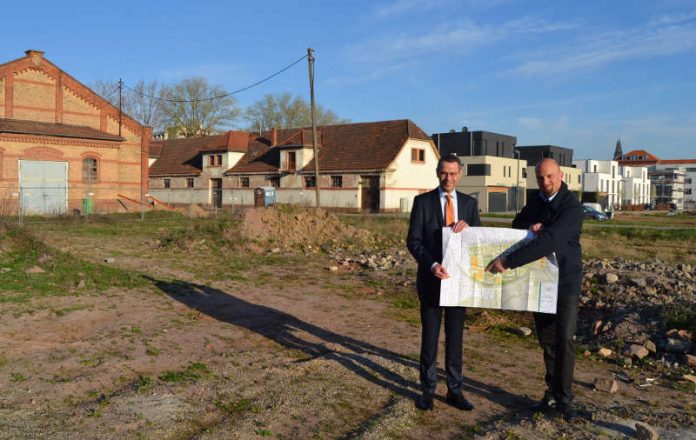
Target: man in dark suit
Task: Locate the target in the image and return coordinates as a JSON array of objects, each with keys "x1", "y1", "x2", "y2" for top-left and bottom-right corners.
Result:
[
  {"x1": 485, "y1": 158, "x2": 583, "y2": 421},
  {"x1": 407, "y1": 155, "x2": 481, "y2": 411}
]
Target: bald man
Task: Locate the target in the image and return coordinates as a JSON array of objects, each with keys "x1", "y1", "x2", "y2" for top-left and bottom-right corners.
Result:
[{"x1": 486, "y1": 158, "x2": 583, "y2": 421}]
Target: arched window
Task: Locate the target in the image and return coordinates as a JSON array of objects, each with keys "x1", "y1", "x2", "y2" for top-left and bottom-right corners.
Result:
[{"x1": 83, "y1": 157, "x2": 98, "y2": 182}]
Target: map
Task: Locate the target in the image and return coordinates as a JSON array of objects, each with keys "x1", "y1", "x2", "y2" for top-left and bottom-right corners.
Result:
[{"x1": 440, "y1": 227, "x2": 558, "y2": 314}]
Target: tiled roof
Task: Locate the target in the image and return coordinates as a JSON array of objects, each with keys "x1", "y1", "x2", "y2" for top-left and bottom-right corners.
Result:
[
  {"x1": 226, "y1": 119, "x2": 432, "y2": 174},
  {"x1": 0, "y1": 118, "x2": 124, "y2": 141},
  {"x1": 225, "y1": 135, "x2": 280, "y2": 174},
  {"x1": 620, "y1": 149, "x2": 696, "y2": 166},
  {"x1": 621, "y1": 149, "x2": 659, "y2": 161},
  {"x1": 150, "y1": 120, "x2": 433, "y2": 177},
  {"x1": 149, "y1": 135, "x2": 219, "y2": 176},
  {"x1": 148, "y1": 131, "x2": 250, "y2": 176},
  {"x1": 149, "y1": 143, "x2": 163, "y2": 158}
]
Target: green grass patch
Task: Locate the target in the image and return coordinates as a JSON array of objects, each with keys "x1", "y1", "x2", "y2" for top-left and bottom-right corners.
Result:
[
  {"x1": 583, "y1": 226, "x2": 696, "y2": 241},
  {"x1": 214, "y1": 397, "x2": 262, "y2": 414},
  {"x1": 391, "y1": 295, "x2": 418, "y2": 309},
  {"x1": 53, "y1": 305, "x2": 89, "y2": 317},
  {"x1": 159, "y1": 362, "x2": 211, "y2": 383},
  {"x1": 133, "y1": 375, "x2": 154, "y2": 393},
  {"x1": 0, "y1": 226, "x2": 146, "y2": 299},
  {"x1": 10, "y1": 372, "x2": 27, "y2": 382}
]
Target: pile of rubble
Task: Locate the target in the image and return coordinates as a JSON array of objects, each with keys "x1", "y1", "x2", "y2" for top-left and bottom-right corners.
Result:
[
  {"x1": 577, "y1": 258, "x2": 694, "y2": 368},
  {"x1": 327, "y1": 249, "x2": 411, "y2": 272}
]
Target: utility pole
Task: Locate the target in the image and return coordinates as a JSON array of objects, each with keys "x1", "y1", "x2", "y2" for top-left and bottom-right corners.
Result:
[
  {"x1": 118, "y1": 79, "x2": 123, "y2": 137},
  {"x1": 308, "y1": 48, "x2": 320, "y2": 209}
]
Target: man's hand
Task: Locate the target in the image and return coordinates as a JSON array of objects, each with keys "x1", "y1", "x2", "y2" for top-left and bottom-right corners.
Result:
[
  {"x1": 431, "y1": 263, "x2": 450, "y2": 280},
  {"x1": 529, "y1": 223, "x2": 543, "y2": 233},
  {"x1": 452, "y1": 220, "x2": 470, "y2": 233},
  {"x1": 485, "y1": 257, "x2": 507, "y2": 274}
]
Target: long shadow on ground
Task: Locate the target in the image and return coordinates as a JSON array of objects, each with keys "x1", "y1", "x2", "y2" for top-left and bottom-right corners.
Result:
[{"x1": 150, "y1": 277, "x2": 529, "y2": 411}]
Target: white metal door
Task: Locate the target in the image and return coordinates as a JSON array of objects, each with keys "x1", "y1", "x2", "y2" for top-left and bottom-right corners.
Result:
[{"x1": 19, "y1": 160, "x2": 68, "y2": 215}]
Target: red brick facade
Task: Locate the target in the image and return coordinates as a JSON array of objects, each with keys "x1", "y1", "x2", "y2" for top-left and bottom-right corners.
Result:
[{"x1": 0, "y1": 50, "x2": 151, "y2": 214}]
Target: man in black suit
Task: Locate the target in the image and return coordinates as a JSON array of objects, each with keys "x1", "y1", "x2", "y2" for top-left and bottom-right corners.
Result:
[
  {"x1": 407, "y1": 155, "x2": 481, "y2": 411},
  {"x1": 485, "y1": 158, "x2": 583, "y2": 421}
]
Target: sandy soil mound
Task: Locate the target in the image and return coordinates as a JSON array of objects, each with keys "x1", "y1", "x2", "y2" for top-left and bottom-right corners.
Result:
[{"x1": 236, "y1": 207, "x2": 372, "y2": 250}]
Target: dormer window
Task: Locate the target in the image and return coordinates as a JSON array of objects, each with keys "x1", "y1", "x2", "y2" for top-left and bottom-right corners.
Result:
[{"x1": 208, "y1": 154, "x2": 222, "y2": 167}]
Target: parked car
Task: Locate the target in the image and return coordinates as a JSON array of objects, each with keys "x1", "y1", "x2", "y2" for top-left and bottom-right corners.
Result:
[
  {"x1": 582, "y1": 202, "x2": 603, "y2": 212},
  {"x1": 582, "y1": 205, "x2": 608, "y2": 221}
]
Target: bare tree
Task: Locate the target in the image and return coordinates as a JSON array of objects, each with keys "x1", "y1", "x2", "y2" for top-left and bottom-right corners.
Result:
[
  {"x1": 244, "y1": 92, "x2": 348, "y2": 131},
  {"x1": 91, "y1": 80, "x2": 120, "y2": 105},
  {"x1": 123, "y1": 80, "x2": 166, "y2": 131},
  {"x1": 91, "y1": 79, "x2": 166, "y2": 132},
  {"x1": 160, "y1": 77, "x2": 240, "y2": 137}
]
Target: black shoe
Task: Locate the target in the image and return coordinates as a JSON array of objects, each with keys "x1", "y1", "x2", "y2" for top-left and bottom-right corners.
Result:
[
  {"x1": 416, "y1": 392, "x2": 434, "y2": 411},
  {"x1": 446, "y1": 391, "x2": 474, "y2": 411},
  {"x1": 559, "y1": 404, "x2": 578, "y2": 422}
]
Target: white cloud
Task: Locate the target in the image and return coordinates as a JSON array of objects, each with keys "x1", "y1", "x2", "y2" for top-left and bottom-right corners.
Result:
[
  {"x1": 510, "y1": 17, "x2": 696, "y2": 76},
  {"x1": 324, "y1": 60, "x2": 417, "y2": 87},
  {"x1": 371, "y1": 0, "x2": 447, "y2": 18},
  {"x1": 648, "y1": 10, "x2": 696, "y2": 27},
  {"x1": 345, "y1": 16, "x2": 576, "y2": 64}
]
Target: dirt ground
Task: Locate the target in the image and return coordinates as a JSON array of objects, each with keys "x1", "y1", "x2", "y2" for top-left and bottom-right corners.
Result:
[{"x1": 0, "y1": 212, "x2": 694, "y2": 439}]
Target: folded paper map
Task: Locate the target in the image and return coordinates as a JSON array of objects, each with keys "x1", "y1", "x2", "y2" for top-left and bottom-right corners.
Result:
[{"x1": 440, "y1": 227, "x2": 558, "y2": 313}]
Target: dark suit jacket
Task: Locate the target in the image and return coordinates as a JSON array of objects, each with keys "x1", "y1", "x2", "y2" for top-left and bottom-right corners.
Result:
[
  {"x1": 506, "y1": 181, "x2": 583, "y2": 286},
  {"x1": 407, "y1": 188, "x2": 481, "y2": 307}
]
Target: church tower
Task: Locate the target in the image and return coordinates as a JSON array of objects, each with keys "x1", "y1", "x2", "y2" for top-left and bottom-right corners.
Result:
[{"x1": 613, "y1": 139, "x2": 623, "y2": 160}]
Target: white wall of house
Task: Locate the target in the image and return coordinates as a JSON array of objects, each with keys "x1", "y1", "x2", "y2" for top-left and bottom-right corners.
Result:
[
  {"x1": 620, "y1": 166, "x2": 650, "y2": 205},
  {"x1": 574, "y1": 159, "x2": 623, "y2": 208},
  {"x1": 383, "y1": 138, "x2": 440, "y2": 211}
]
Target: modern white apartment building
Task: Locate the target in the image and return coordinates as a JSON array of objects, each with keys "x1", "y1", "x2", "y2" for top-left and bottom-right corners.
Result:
[
  {"x1": 573, "y1": 159, "x2": 623, "y2": 209},
  {"x1": 620, "y1": 166, "x2": 651, "y2": 206}
]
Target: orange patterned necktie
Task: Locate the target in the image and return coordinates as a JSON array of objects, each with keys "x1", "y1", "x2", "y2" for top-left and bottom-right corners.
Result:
[{"x1": 445, "y1": 193, "x2": 454, "y2": 226}]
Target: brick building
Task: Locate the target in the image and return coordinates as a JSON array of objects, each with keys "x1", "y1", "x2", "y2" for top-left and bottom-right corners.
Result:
[{"x1": 0, "y1": 50, "x2": 150, "y2": 215}]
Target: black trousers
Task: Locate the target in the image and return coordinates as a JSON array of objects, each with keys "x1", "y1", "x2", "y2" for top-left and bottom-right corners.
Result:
[
  {"x1": 419, "y1": 305, "x2": 465, "y2": 394},
  {"x1": 533, "y1": 279, "x2": 580, "y2": 407}
]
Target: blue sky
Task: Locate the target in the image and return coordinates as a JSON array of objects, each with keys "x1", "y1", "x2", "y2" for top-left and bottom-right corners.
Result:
[{"x1": 3, "y1": 0, "x2": 696, "y2": 159}]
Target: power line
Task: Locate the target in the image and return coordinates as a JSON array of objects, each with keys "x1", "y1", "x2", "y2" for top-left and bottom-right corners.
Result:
[
  {"x1": 102, "y1": 85, "x2": 120, "y2": 102},
  {"x1": 123, "y1": 54, "x2": 309, "y2": 104}
]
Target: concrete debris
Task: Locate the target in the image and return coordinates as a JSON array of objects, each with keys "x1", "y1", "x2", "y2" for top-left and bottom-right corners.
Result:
[
  {"x1": 597, "y1": 347, "x2": 613, "y2": 358},
  {"x1": 594, "y1": 377, "x2": 619, "y2": 394},
  {"x1": 635, "y1": 422, "x2": 659, "y2": 440},
  {"x1": 515, "y1": 327, "x2": 533, "y2": 337},
  {"x1": 25, "y1": 266, "x2": 46, "y2": 274},
  {"x1": 624, "y1": 344, "x2": 650, "y2": 360}
]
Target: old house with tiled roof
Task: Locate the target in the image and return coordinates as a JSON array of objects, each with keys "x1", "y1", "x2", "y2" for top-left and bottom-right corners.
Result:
[
  {"x1": 148, "y1": 119, "x2": 439, "y2": 212},
  {"x1": 0, "y1": 50, "x2": 151, "y2": 214}
]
